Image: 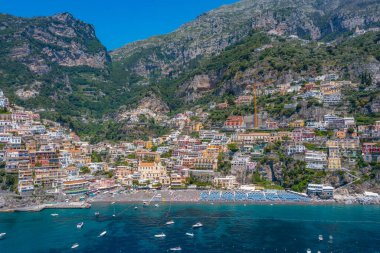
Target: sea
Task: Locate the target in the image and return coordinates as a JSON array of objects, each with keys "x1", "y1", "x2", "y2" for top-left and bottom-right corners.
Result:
[{"x1": 0, "y1": 203, "x2": 379, "y2": 253}]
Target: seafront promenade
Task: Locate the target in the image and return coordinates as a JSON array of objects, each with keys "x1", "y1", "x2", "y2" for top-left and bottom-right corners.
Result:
[{"x1": 0, "y1": 201, "x2": 90, "y2": 212}]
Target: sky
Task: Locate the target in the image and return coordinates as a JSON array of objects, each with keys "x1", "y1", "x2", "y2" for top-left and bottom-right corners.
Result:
[{"x1": 0, "y1": 0, "x2": 240, "y2": 50}]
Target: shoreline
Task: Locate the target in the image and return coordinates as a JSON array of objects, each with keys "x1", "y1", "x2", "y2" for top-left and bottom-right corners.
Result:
[
  {"x1": 2, "y1": 199, "x2": 379, "y2": 213},
  {"x1": 1, "y1": 189, "x2": 380, "y2": 213},
  {"x1": 1, "y1": 199, "x2": 379, "y2": 213}
]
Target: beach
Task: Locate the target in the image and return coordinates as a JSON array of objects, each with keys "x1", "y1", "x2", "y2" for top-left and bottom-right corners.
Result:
[{"x1": 1, "y1": 188, "x2": 380, "y2": 213}]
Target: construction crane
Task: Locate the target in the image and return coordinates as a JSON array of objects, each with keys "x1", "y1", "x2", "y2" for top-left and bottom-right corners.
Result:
[{"x1": 253, "y1": 84, "x2": 259, "y2": 129}]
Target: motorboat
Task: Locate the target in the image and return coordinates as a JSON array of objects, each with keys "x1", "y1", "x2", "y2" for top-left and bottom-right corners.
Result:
[
  {"x1": 170, "y1": 246, "x2": 182, "y2": 251},
  {"x1": 318, "y1": 235, "x2": 323, "y2": 241},
  {"x1": 76, "y1": 222, "x2": 84, "y2": 229},
  {"x1": 111, "y1": 202, "x2": 116, "y2": 205},
  {"x1": 71, "y1": 243, "x2": 79, "y2": 249},
  {"x1": 154, "y1": 204, "x2": 159, "y2": 207},
  {"x1": 94, "y1": 212, "x2": 100, "y2": 216},
  {"x1": 0, "y1": 233, "x2": 6, "y2": 239},
  {"x1": 306, "y1": 249, "x2": 311, "y2": 253},
  {"x1": 185, "y1": 232, "x2": 194, "y2": 237},
  {"x1": 165, "y1": 220, "x2": 175, "y2": 225},
  {"x1": 51, "y1": 213, "x2": 59, "y2": 217},
  {"x1": 154, "y1": 233, "x2": 166, "y2": 238},
  {"x1": 98, "y1": 231, "x2": 107, "y2": 237},
  {"x1": 134, "y1": 206, "x2": 138, "y2": 210},
  {"x1": 192, "y1": 222, "x2": 203, "y2": 228}
]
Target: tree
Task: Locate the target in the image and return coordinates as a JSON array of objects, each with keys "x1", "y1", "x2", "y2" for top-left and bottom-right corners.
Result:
[
  {"x1": 91, "y1": 151, "x2": 102, "y2": 162},
  {"x1": 80, "y1": 166, "x2": 91, "y2": 174},
  {"x1": 227, "y1": 143, "x2": 239, "y2": 153}
]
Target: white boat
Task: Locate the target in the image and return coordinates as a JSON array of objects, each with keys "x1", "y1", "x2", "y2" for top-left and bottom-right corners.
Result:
[
  {"x1": 112, "y1": 214, "x2": 116, "y2": 217},
  {"x1": 306, "y1": 249, "x2": 311, "y2": 253},
  {"x1": 71, "y1": 243, "x2": 79, "y2": 249},
  {"x1": 170, "y1": 246, "x2": 182, "y2": 251},
  {"x1": 51, "y1": 213, "x2": 59, "y2": 217},
  {"x1": 0, "y1": 233, "x2": 6, "y2": 239},
  {"x1": 94, "y1": 212, "x2": 100, "y2": 216},
  {"x1": 111, "y1": 202, "x2": 116, "y2": 205},
  {"x1": 76, "y1": 222, "x2": 84, "y2": 229},
  {"x1": 154, "y1": 204, "x2": 159, "y2": 207},
  {"x1": 318, "y1": 235, "x2": 323, "y2": 241},
  {"x1": 165, "y1": 220, "x2": 175, "y2": 225},
  {"x1": 185, "y1": 232, "x2": 194, "y2": 237},
  {"x1": 134, "y1": 206, "x2": 138, "y2": 210},
  {"x1": 154, "y1": 233, "x2": 166, "y2": 238},
  {"x1": 192, "y1": 222, "x2": 203, "y2": 228},
  {"x1": 98, "y1": 231, "x2": 107, "y2": 237}
]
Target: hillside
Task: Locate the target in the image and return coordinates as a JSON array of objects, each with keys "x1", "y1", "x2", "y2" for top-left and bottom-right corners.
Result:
[
  {"x1": 0, "y1": 0, "x2": 379, "y2": 141},
  {"x1": 155, "y1": 30, "x2": 380, "y2": 111},
  {"x1": 111, "y1": 0, "x2": 380, "y2": 80}
]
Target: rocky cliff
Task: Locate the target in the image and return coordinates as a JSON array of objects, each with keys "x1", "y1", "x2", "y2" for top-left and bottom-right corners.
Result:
[
  {"x1": 111, "y1": 0, "x2": 380, "y2": 80},
  {"x1": 0, "y1": 13, "x2": 109, "y2": 74}
]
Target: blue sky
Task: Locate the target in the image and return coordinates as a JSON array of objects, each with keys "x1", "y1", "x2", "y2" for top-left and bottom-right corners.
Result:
[{"x1": 0, "y1": 0, "x2": 240, "y2": 50}]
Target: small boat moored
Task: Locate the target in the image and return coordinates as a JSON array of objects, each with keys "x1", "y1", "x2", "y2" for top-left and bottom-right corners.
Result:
[
  {"x1": 165, "y1": 220, "x2": 175, "y2": 225},
  {"x1": 94, "y1": 212, "x2": 100, "y2": 216},
  {"x1": 71, "y1": 243, "x2": 79, "y2": 249},
  {"x1": 154, "y1": 233, "x2": 166, "y2": 238},
  {"x1": 306, "y1": 249, "x2": 311, "y2": 253},
  {"x1": 0, "y1": 233, "x2": 6, "y2": 239},
  {"x1": 77, "y1": 222, "x2": 84, "y2": 229},
  {"x1": 192, "y1": 222, "x2": 203, "y2": 228},
  {"x1": 169, "y1": 246, "x2": 182, "y2": 251},
  {"x1": 98, "y1": 231, "x2": 107, "y2": 237},
  {"x1": 51, "y1": 213, "x2": 59, "y2": 217},
  {"x1": 318, "y1": 235, "x2": 323, "y2": 241},
  {"x1": 185, "y1": 232, "x2": 194, "y2": 237}
]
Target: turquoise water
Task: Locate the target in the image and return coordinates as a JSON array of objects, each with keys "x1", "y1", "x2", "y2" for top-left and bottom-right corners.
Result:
[{"x1": 0, "y1": 203, "x2": 380, "y2": 252}]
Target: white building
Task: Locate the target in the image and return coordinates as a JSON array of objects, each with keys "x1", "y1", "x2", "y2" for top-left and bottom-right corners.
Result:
[
  {"x1": 305, "y1": 150, "x2": 327, "y2": 170},
  {"x1": 323, "y1": 93, "x2": 341, "y2": 105},
  {"x1": 231, "y1": 155, "x2": 251, "y2": 175},
  {"x1": 307, "y1": 183, "x2": 334, "y2": 198},
  {"x1": 214, "y1": 176, "x2": 238, "y2": 189},
  {"x1": 287, "y1": 145, "x2": 306, "y2": 155}
]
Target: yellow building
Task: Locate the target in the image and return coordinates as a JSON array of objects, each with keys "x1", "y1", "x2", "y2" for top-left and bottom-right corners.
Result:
[
  {"x1": 192, "y1": 122, "x2": 203, "y2": 132},
  {"x1": 336, "y1": 131, "x2": 346, "y2": 139},
  {"x1": 137, "y1": 162, "x2": 167, "y2": 184},
  {"x1": 328, "y1": 157, "x2": 342, "y2": 170},
  {"x1": 289, "y1": 120, "x2": 305, "y2": 128},
  {"x1": 145, "y1": 141, "x2": 153, "y2": 149}
]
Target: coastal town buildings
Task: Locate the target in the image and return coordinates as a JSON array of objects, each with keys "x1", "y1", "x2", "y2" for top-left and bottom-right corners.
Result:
[{"x1": 0, "y1": 76, "x2": 375, "y2": 201}]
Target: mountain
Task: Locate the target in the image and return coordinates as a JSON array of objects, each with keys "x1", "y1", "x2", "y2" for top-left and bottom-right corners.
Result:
[
  {"x1": 0, "y1": 13, "x2": 109, "y2": 73},
  {"x1": 0, "y1": 0, "x2": 379, "y2": 141},
  {"x1": 111, "y1": 0, "x2": 380, "y2": 80},
  {"x1": 0, "y1": 12, "x2": 113, "y2": 117}
]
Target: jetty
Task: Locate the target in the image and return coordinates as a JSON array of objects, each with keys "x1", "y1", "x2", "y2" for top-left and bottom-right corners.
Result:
[{"x1": 4, "y1": 202, "x2": 91, "y2": 212}]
